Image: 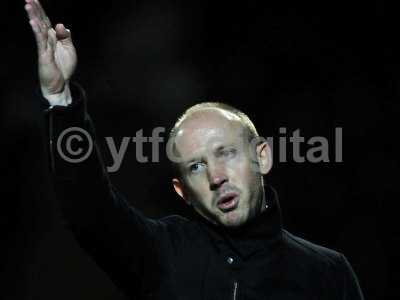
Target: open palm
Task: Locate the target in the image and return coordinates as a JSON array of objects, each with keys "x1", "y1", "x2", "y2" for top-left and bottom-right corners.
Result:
[{"x1": 25, "y1": 0, "x2": 77, "y2": 96}]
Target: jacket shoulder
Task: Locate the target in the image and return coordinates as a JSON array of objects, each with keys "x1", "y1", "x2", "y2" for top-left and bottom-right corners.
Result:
[
  {"x1": 159, "y1": 214, "x2": 190, "y2": 224},
  {"x1": 282, "y1": 229, "x2": 342, "y2": 266},
  {"x1": 157, "y1": 214, "x2": 191, "y2": 234},
  {"x1": 156, "y1": 215, "x2": 201, "y2": 250}
]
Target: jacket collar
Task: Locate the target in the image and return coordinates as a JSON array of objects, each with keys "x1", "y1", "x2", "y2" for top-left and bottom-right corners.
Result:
[{"x1": 195, "y1": 185, "x2": 283, "y2": 259}]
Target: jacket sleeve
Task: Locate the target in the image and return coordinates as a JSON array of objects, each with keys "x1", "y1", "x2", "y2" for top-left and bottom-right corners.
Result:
[
  {"x1": 40, "y1": 82, "x2": 166, "y2": 298},
  {"x1": 338, "y1": 254, "x2": 364, "y2": 300}
]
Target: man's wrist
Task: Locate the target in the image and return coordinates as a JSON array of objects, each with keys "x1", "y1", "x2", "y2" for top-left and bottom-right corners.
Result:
[{"x1": 43, "y1": 82, "x2": 72, "y2": 107}]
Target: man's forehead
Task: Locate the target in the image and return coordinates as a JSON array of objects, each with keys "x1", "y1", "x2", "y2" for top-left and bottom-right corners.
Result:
[
  {"x1": 173, "y1": 108, "x2": 246, "y2": 154},
  {"x1": 176, "y1": 107, "x2": 242, "y2": 136},
  {"x1": 177, "y1": 109, "x2": 241, "y2": 136}
]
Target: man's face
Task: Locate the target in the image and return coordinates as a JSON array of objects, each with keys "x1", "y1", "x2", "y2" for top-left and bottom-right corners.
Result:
[{"x1": 172, "y1": 108, "x2": 270, "y2": 228}]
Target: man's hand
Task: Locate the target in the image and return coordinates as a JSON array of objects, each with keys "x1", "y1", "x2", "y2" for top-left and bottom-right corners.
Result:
[{"x1": 25, "y1": 0, "x2": 77, "y2": 100}]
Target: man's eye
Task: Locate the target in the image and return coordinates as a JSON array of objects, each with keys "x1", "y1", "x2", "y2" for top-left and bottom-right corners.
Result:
[{"x1": 189, "y1": 162, "x2": 205, "y2": 173}]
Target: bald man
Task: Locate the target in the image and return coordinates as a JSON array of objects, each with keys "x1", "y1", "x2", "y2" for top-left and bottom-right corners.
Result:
[{"x1": 26, "y1": 0, "x2": 364, "y2": 299}]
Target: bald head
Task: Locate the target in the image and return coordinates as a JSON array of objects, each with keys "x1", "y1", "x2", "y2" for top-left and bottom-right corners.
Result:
[
  {"x1": 174, "y1": 108, "x2": 246, "y2": 160},
  {"x1": 175, "y1": 107, "x2": 244, "y2": 141},
  {"x1": 169, "y1": 102, "x2": 258, "y2": 142},
  {"x1": 168, "y1": 102, "x2": 260, "y2": 178}
]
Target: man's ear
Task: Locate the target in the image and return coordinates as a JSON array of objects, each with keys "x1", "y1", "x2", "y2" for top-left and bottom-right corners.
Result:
[
  {"x1": 172, "y1": 178, "x2": 191, "y2": 205},
  {"x1": 256, "y1": 141, "x2": 273, "y2": 175}
]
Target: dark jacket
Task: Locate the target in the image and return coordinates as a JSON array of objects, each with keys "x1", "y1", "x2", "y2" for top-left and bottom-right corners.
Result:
[{"x1": 40, "y1": 83, "x2": 364, "y2": 300}]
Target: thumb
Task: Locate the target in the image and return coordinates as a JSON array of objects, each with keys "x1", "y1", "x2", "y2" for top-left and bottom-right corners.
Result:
[{"x1": 55, "y1": 23, "x2": 72, "y2": 43}]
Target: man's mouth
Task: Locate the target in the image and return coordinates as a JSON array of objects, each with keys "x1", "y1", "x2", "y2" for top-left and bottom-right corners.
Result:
[{"x1": 217, "y1": 192, "x2": 239, "y2": 212}]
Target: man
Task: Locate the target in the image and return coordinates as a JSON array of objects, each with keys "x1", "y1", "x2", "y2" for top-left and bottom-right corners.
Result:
[{"x1": 24, "y1": 0, "x2": 364, "y2": 299}]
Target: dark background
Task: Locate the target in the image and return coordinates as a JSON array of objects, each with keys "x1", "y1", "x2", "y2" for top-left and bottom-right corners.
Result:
[{"x1": 1, "y1": 0, "x2": 398, "y2": 299}]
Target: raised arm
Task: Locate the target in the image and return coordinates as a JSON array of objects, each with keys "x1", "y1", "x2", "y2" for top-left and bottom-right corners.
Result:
[{"x1": 24, "y1": 1, "x2": 171, "y2": 297}]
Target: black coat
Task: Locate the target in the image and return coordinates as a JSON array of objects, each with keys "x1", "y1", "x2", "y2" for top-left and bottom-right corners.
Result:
[{"x1": 40, "y1": 83, "x2": 364, "y2": 300}]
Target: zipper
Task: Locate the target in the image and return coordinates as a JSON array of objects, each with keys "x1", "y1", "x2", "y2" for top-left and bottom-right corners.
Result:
[{"x1": 232, "y1": 281, "x2": 238, "y2": 300}]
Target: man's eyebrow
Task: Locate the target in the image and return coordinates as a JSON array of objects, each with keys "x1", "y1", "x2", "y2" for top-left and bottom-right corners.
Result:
[
  {"x1": 214, "y1": 145, "x2": 226, "y2": 153},
  {"x1": 183, "y1": 156, "x2": 203, "y2": 165},
  {"x1": 183, "y1": 143, "x2": 237, "y2": 164},
  {"x1": 214, "y1": 144, "x2": 235, "y2": 152}
]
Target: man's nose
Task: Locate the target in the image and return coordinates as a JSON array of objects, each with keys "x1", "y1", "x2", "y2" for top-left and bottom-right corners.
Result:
[{"x1": 208, "y1": 163, "x2": 228, "y2": 190}]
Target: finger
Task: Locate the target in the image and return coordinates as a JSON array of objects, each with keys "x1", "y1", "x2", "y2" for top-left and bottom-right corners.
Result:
[
  {"x1": 47, "y1": 28, "x2": 57, "y2": 52},
  {"x1": 27, "y1": 0, "x2": 42, "y2": 21},
  {"x1": 25, "y1": 1, "x2": 49, "y2": 54},
  {"x1": 34, "y1": 0, "x2": 52, "y2": 28},
  {"x1": 29, "y1": 18, "x2": 40, "y2": 34},
  {"x1": 27, "y1": 0, "x2": 51, "y2": 29},
  {"x1": 29, "y1": 18, "x2": 48, "y2": 53},
  {"x1": 25, "y1": 1, "x2": 50, "y2": 35},
  {"x1": 55, "y1": 23, "x2": 71, "y2": 41},
  {"x1": 24, "y1": 2, "x2": 39, "y2": 21}
]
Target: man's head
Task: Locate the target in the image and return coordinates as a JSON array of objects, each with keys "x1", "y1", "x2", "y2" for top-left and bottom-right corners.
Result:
[{"x1": 169, "y1": 103, "x2": 272, "y2": 228}]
